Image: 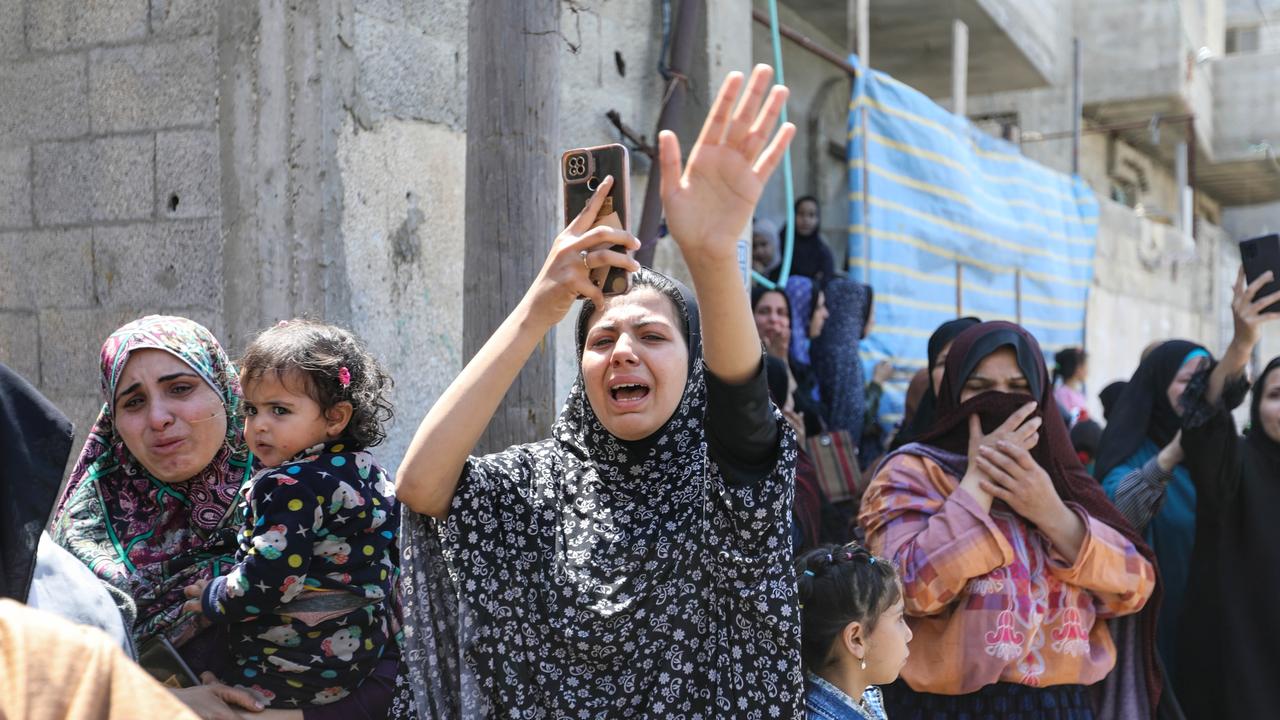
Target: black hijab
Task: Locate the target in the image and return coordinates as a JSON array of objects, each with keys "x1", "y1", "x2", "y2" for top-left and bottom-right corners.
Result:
[
  {"x1": 773, "y1": 196, "x2": 835, "y2": 284},
  {"x1": 1245, "y1": 356, "x2": 1280, "y2": 464},
  {"x1": 1093, "y1": 340, "x2": 1208, "y2": 482},
  {"x1": 0, "y1": 362, "x2": 74, "y2": 601},
  {"x1": 400, "y1": 268, "x2": 802, "y2": 719},
  {"x1": 1098, "y1": 381, "x2": 1127, "y2": 423},
  {"x1": 889, "y1": 316, "x2": 980, "y2": 450}
]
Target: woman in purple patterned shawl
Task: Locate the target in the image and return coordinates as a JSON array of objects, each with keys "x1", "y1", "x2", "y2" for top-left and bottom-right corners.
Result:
[
  {"x1": 49, "y1": 315, "x2": 419, "y2": 720},
  {"x1": 50, "y1": 316, "x2": 253, "y2": 653}
]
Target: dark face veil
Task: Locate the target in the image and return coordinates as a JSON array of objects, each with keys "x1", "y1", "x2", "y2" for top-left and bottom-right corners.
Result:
[{"x1": 899, "y1": 321, "x2": 1165, "y2": 711}]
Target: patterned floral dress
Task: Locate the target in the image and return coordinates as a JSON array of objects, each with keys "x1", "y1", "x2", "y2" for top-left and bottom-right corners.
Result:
[{"x1": 398, "y1": 273, "x2": 803, "y2": 719}]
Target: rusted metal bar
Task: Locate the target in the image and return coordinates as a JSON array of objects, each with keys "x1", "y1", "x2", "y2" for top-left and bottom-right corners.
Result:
[
  {"x1": 604, "y1": 110, "x2": 656, "y2": 159},
  {"x1": 751, "y1": 8, "x2": 858, "y2": 77}
]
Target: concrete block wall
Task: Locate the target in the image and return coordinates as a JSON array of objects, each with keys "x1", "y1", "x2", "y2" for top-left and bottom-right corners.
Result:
[
  {"x1": 0, "y1": 0, "x2": 760, "y2": 475},
  {"x1": 0, "y1": 0, "x2": 224, "y2": 457}
]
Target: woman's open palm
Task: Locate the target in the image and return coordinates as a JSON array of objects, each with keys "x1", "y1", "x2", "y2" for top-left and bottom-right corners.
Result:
[{"x1": 660, "y1": 64, "x2": 795, "y2": 263}]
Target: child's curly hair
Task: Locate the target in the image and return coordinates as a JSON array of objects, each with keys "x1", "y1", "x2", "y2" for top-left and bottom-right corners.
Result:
[{"x1": 239, "y1": 319, "x2": 394, "y2": 449}]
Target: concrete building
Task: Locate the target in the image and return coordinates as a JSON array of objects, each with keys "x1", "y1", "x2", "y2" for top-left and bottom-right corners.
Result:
[
  {"x1": 751, "y1": 0, "x2": 1280, "y2": 422},
  {"x1": 0, "y1": 0, "x2": 751, "y2": 470},
  {"x1": 2, "y1": 0, "x2": 1277, "y2": 467}
]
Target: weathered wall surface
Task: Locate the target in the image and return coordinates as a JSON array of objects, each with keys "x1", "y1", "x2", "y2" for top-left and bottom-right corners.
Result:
[
  {"x1": 0, "y1": 0, "x2": 757, "y2": 473},
  {"x1": 0, "y1": 0, "x2": 225, "y2": 459}
]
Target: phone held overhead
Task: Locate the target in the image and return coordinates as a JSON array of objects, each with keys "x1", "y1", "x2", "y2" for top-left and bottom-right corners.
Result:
[
  {"x1": 562, "y1": 144, "x2": 632, "y2": 296},
  {"x1": 1241, "y1": 233, "x2": 1280, "y2": 314}
]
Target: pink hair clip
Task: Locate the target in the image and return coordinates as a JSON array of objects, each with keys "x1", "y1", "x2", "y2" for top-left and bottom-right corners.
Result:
[{"x1": 338, "y1": 367, "x2": 351, "y2": 388}]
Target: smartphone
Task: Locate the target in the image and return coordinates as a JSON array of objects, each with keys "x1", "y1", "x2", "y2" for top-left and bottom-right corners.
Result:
[
  {"x1": 1241, "y1": 233, "x2": 1280, "y2": 314},
  {"x1": 562, "y1": 143, "x2": 631, "y2": 296}
]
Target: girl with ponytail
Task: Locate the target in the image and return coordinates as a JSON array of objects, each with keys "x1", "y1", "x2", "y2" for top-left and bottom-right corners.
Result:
[{"x1": 797, "y1": 543, "x2": 912, "y2": 720}]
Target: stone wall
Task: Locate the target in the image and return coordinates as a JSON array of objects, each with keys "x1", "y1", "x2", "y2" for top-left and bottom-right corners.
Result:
[
  {"x1": 0, "y1": 0, "x2": 224, "y2": 460},
  {"x1": 0, "y1": 0, "x2": 755, "y2": 473}
]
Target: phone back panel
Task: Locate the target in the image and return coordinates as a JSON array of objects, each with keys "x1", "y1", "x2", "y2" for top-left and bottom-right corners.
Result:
[
  {"x1": 562, "y1": 144, "x2": 629, "y2": 231},
  {"x1": 1241, "y1": 234, "x2": 1280, "y2": 313}
]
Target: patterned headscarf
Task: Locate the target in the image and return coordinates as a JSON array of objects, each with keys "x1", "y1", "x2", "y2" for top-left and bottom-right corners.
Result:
[
  {"x1": 399, "y1": 269, "x2": 802, "y2": 719},
  {"x1": 783, "y1": 275, "x2": 815, "y2": 368},
  {"x1": 51, "y1": 315, "x2": 254, "y2": 648},
  {"x1": 810, "y1": 278, "x2": 872, "y2": 436}
]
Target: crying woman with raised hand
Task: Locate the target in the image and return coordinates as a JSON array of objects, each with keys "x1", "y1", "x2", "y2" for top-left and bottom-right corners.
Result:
[{"x1": 394, "y1": 65, "x2": 805, "y2": 718}]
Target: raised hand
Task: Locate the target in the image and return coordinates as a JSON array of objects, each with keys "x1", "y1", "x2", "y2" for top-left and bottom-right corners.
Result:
[
  {"x1": 958, "y1": 402, "x2": 1040, "y2": 512},
  {"x1": 975, "y1": 439, "x2": 1086, "y2": 560},
  {"x1": 1231, "y1": 267, "x2": 1280, "y2": 351},
  {"x1": 658, "y1": 64, "x2": 795, "y2": 269},
  {"x1": 975, "y1": 441, "x2": 1063, "y2": 528}
]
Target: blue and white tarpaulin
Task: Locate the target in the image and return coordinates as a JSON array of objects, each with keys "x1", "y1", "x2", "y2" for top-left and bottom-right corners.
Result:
[{"x1": 845, "y1": 54, "x2": 1100, "y2": 432}]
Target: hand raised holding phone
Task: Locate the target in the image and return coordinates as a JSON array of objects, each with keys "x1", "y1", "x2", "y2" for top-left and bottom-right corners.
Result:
[{"x1": 522, "y1": 175, "x2": 640, "y2": 330}]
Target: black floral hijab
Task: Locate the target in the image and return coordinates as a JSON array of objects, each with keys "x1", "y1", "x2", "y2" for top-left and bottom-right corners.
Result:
[{"x1": 399, "y1": 268, "x2": 801, "y2": 719}]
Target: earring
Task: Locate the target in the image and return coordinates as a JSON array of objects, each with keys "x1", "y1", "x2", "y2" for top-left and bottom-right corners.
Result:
[{"x1": 860, "y1": 657, "x2": 867, "y2": 671}]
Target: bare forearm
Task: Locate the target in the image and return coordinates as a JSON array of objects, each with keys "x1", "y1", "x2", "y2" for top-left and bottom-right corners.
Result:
[
  {"x1": 957, "y1": 473, "x2": 994, "y2": 514},
  {"x1": 396, "y1": 301, "x2": 551, "y2": 518},
  {"x1": 684, "y1": 248, "x2": 762, "y2": 384}
]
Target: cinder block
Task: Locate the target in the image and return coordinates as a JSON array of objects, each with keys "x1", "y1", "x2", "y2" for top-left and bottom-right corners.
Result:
[
  {"x1": 0, "y1": 228, "x2": 94, "y2": 308},
  {"x1": 0, "y1": 310, "x2": 39, "y2": 383},
  {"x1": 404, "y1": 0, "x2": 467, "y2": 40},
  {"x1": 47, "y1": 392, "x2": 107, "y2": 467},
  {"x1": 354, "y1": 12, "x2": 465, "y2": 128},
  {"x1": 89, "y1": 37, "x2": 216, "y2": 133},
  {"x1": 36, "y1": 307, "x2": 143, "y2": 394},
  {"x1": 28, "y1": 0, "x2": 148, "y2": 51},
  {"x1": 0, "y1": 0, "x2": 24, "y2": 60},
  {"x1": 157, "y1": 129, "x2": 220, "y2": 219},
  {"x1": 150, "y1": 0, "x2": 218, "y2": 37},
  {"x1": 0, "y1": 145, "x2": 30, "y2": 228},
  {"x1": 93, "y1": 220, "x2": 222, "y2": 309},
  {"x1": 0, "y1": 55, "x2": 90, "y2": 142},
  {"x1": 33, "y1": 135, "x2": 154, "y2": 225}
]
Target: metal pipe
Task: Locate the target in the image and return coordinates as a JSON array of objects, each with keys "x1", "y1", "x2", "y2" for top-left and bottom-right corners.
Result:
[
  {"x1": 1187, "y1": 115, "x2": 1198, "y2": 241},
  {"x1": 1071, "y1": 37, "x2": 1082, "y2": 174},
  {"x1": 857, "y1": 0, "x2": 870, "y2": 66},
  {"x1": 751, "y1": 8, "x2": 858, "y2": 77},
  {"x1": 952, "y1": 19, "x2": 968, "y2": 117},
  {"x1": 636, "y1": 0, "x2": 702, "y2": 266},
  {"x1": 1176, "y1": 140, "x2": 1190, "y2": 232}
]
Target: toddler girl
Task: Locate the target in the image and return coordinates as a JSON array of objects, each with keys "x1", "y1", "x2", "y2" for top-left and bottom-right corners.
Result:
[{"x1": 184, "y1": 319, "x2": 398, "y2": 708}]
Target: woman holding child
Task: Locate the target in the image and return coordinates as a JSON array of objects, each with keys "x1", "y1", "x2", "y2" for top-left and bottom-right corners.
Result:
[
  {"x1": 394, "y1": 65, "x2": 804, "y2": 717},
  {"x1": 50, "y1": 316, "x2": 408, "y2": 720}
]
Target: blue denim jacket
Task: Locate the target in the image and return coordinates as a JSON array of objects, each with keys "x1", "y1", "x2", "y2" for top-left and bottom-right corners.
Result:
[{"x1": 804, "y1": 672, "x2": 888, "y2": 720}]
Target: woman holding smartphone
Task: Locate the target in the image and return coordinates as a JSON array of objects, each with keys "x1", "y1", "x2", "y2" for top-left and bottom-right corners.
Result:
[{"x1": 395, "y1": 65, "x2": 803, "y2": 718}]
